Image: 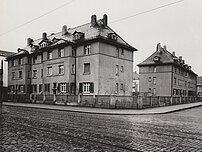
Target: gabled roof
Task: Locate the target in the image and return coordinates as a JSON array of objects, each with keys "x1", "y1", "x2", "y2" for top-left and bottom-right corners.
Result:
[
  {"x1": 137, "y1": 43, "x2": 197, "y2": 75},
  {"x1": 0, "y1": 50, "x2": 15, "y2": 57},
  {"x1": 6, "y1": 49, "x2": 29, "y2": 60},
  {"x1": 138, "y1": 43, "x2": 176, "y2": 66}
]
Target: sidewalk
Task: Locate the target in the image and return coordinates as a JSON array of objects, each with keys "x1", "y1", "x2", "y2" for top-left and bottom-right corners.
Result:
[{"x1": 2, "y1": 101, "x2": 202, "y2": 115}]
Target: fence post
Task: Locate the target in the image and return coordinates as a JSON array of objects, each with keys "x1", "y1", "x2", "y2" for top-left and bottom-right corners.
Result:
[
  {"x1": 170, "y1": 96, "x2": 173, "y2": 105},
  {"x1": 138, "y1": 96, "x2": 142, "y2": 109},
  {"x1": 150, "y1": 96, "x2": 152, "y2": 107},
  {"x1": 43, "y1": 94, "x2": 46, "y2": 103}
]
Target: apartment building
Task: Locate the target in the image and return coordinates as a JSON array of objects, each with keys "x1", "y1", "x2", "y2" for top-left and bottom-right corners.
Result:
[
  {"x1": 7, "y1": 14, "x2": 137, "y2": 96},
  {"x1": 197, "y1": 76, "x2": 202, "y2": 96},
  {"x1": 138, "y1": 43, "x2": 197, "y2": 96}
]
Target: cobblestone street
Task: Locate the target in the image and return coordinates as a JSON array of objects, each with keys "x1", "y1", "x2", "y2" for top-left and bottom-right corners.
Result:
[{"x1": 1, "y1": 105, "x2": 202, "y2": 152}]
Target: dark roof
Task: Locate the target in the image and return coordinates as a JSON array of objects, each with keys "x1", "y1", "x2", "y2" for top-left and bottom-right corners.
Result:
[
  {"x1": 22, "y1": 17, "x2": 137, "y2": 53},
  {"x1": 197, "y1": 76, "x2": 202, "y2": 85},
  {"x1": 0, "y1": 50, "x2": 15, "y2": 57},
  {"x1": 6, "y1": 49, "x2": 29, "y2": 60},
  {"x1": 137, "y1": 43, "x2": 197, "y2": 75}
]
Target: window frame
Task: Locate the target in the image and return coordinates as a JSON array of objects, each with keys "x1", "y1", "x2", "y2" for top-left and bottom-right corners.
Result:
[
  {"x1": 58, "y1": 48, "x2": 64, "y2": 58},
  {"x1": 33, "y1": 70, "x2": 37, "y2": 78},
  {"x1": 83, "y1": 63, "x2": 90, "y2": 74},
  {"x1": 47, "y1": 51, "x2": 52, "y2": 60},
  {"x1": 84, "y1": 44, "x2": 91, "y2": 55},
  {"x1": 47, "y1": 67, "x2": 52, "y2": 76},
  {"x1": 58, "y1": 65, "x2": 64, "y2": 75}
]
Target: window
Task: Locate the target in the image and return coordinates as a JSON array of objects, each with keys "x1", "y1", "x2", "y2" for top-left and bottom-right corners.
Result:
[
  {"x1": 41, "y1": 54, "x2": 43, "y2": 62},
  {"x1": 47, "y1": 67, "x2": 52, "y2": 76},
  {"x1": 84, "y1": 45, "x2": 91, "y2": 55},
  {"x1": 83, "y1": 83, "x2": 90, "y2": 93},
  {"x1": 19, "y1": 71, "x2": 22, "y2": 79},
  {"x1": 28, "y1": 71, "x2": 31, "y2": 79},
  {"x1": 116, "y1": 65, "x2": 119, "y2": 76},
  {"x1": 72, "y1": 48, "x2": 75, "y2": 56},
  {"x1": 149, "y1": 88, "x2": 151, "y2": 93},
  {"x1": 11, "y1": 60, "x2": 15, "y2": 66},
  {"x1": 174, "y1": 67, "x2": 176, "y2": 73},
  {"x1": 115, "y1": 83, "x2": 119, "y2": 94},
  {"x1": 153, "y1": 66, "x2": 157, "y2": 72},
  {"x1": 185, "y1": 81, "x2": 187, "y2": 86},
  {"x1": 33, "y1": 70, "x2": 37, "y2": 78},
  {"x1": 32, "y1": 84, "x2": 37, "y2": 93},
  {"x1": 19, "y1": 85, "x2": 25, "y2": 93},
  {"x1": 41, "y1": 69, "x2": 43, "y2": 78},
  {"x1": 47, "y1": 51, "x2": 52, "y2": 60},
  {"x1": 39, "y1": 84, "x2": 43, "y2": 93},
  {"x1": 148, "y1": 77, "x2": 152, "y2": 82},
  {"x1": 153, "y1": 88, "x2": 156, "y2": 95},
  {"x1": 44, "y1": 83, "x2": 50, "y2": 92},
  {"x1": 19, "y1": 58, "x2": 22, "y2": 65},
  {"x1": 12, "y1": 72, "x2": 15, "y2": 79},
  {"x1": 60, "y1": 83, "x2": 67, "y2": 93},
  {"x1": 174, "y1": 78, "x2": 177, "y2": 85},
  {"x1": 84, "y1": 63, "x2": 90, "y2": 74},
  {"x1": 71, "y1": 64, "x2": 75, "y2": 74},
  {"x1": 153, "y1": 77, "x2": 156, "y2": 85},
  {"x1": 120, "y1": 66, "x2": 124, "y2": 72},
  {"x1": 79, "y1": 83, "x2": 94, "y2": 93},
  {"x1": 33, "y1": 56, "x2": 37, "y2": 64},
  {"x1": 121, "y1": 49, "x2": 124, "y2": 55},
  {"x1": 116, "y1": 47, "x2": 119, "y2": 57},
  {"x1": 58, "y1": 65, "x2": 64, "y2": 75},
  {"x1": 120, "y1": 83, "x2": 124, "y2": 90},
  {"x1": 58, "y1": 48, "x2": 64, "y2": 58}
]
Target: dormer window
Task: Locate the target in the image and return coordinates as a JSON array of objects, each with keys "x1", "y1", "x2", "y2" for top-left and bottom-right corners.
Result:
[
  {"x1": 153, "y1": 56, "x2": 161, "y2": 62},
  {"x1": 39, "y1": 42, "x2": 48, "y2": 48},
  {"x1": 73, "y1": 31, "x2": 84, "y2": 41},
  {"x1": 108, "y1": 33, "x2": 118, "y2": 41}
]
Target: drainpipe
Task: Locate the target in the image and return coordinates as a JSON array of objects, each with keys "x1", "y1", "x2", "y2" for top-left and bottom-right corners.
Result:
[
  {"x1": 0, "y1": 60, "x2": 3, "y2": 104},
  {"x1": 73, "y1": 45, "x2": 77, "y2": 103}
]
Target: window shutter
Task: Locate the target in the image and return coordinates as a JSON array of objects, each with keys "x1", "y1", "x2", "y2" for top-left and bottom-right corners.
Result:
[
  {"x1": 57, "y1": 83, "x2": 60, "y2": 92},
  {"x1": 66, "y1": 83, "x2": 69, "y2": 93},
  {"x1": 23, "y1": 85, "x2": 25, "y2": 92},
  {"x1": 79, "y1": 83, "x2": 83, "y2": 93},
  {"x1": 90, "y1": 83, "x2": 94, "y2": 93}
]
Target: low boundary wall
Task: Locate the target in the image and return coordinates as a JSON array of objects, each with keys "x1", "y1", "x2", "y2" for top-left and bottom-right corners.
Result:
[{"x1": 5, "y1": 93, "x2": 202, "y2": 109}]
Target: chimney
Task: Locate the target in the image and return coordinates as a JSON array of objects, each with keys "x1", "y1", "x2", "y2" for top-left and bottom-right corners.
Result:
[
  {"x1": 0, "y1": 60, "x2": 3, "y2": 70},
  {"x1": 103, "y1": 14, "x2": 108, "y2": 26},
  {"x1": 62, "y1": 25, "x2": 68, "y2": 35},
  {"x1": 163, "y1": 45, "x2": 167, "y2": 51},
  {"x1": 172, "y1": 51, "x2": 175, "y2": 56},
  {"x1": 27, "y1": 38, "x2": 33, "y2": 46},
  {"x1": 156, "y1": 43, "x2": 161, "y2": 53},
  {"x1": 91, "y1": 15, "x2": 97, "y2": 27},
  {"x1": 42, "y1": 32, "x2": 47, "y2": 40}
]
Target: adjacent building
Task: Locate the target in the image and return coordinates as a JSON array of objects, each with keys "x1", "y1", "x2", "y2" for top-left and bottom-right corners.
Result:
[
  {"x1": 132, "y1": 71, "x2": 139, "y2": 94},
  {"x1": 138, "y1": 43, "x2": 197, "y2": 96},
  {"x1": 6, "y1": 14, "x2": 137, "y2": 97},
  {"x1": 197, "y1": 76, "x2": 202, "y2": 96}
]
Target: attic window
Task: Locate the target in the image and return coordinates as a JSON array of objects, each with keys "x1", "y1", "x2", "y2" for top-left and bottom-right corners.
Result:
[
  {"x1": 73, "y1": 32, "x2": 84, "y2": 41},
  {"x1": 39, "y1": 42, "x2": 48, "y2": 49},
  {"x1": 153, "y1": 56, "x2": 161, "y2": 62},
  {"x1": 108, "y1": 33, "x2": 118, "y2": 41}
]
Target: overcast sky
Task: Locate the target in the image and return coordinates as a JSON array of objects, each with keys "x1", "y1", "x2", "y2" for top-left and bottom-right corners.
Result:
[{"x1": 0, "y1": 0, "x2": 202, "y2": 75}]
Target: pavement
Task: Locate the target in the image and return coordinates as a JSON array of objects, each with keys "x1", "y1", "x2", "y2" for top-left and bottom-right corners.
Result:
[{"x1": 2, "y1": 101, "x2": 202, "y2": 115}]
